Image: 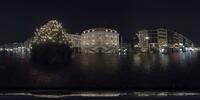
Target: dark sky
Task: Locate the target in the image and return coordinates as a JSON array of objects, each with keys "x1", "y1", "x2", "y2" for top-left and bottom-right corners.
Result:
[{"x1": 0, "y1": 0, "x2": 200, "y2": 45}]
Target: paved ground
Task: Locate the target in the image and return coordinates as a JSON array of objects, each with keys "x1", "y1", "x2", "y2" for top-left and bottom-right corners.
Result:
[{"x1": 1, "y1": 96, "x2": 200, "y2": 100}]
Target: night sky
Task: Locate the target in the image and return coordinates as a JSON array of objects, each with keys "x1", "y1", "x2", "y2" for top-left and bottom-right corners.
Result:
[{"x1": 0, "y1": 0, "x2": 200, "y2": 45}]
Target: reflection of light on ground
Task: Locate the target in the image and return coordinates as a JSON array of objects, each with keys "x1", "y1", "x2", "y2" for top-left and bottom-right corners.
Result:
[
  {"x1": 29, "y1": 68, "x2": 64, "y2": 84},
  {"x1": 170, "y1": 52, "x2": 198, "y2": 67},
  {"x1": 159, "y1": 54, "x2": 169, "y2": 67},
  {"x1": 133, "y1": 54, "x2": 141, "y2": 66},
  {"x1": 76, "y1": 55, "x2": 120, "y2": 74},
  {"x1": 144, "y1": 62, "x2": 151, "y2": 71}
]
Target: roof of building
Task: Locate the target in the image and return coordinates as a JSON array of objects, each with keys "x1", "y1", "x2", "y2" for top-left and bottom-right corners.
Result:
[{"x1": 82, "y1": 28, "x2": 118, "y2": 34}]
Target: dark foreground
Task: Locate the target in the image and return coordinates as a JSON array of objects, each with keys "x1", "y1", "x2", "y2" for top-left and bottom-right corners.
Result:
[
  {"x1": 1, "y1": 90, "x2": 200, "y2": 99},
  {"x1": 0, "y1": 51, "x2": 200, "y2": 94},
  {"x1": 1, "y1": 95, "x2": 200, "y2": 100}
]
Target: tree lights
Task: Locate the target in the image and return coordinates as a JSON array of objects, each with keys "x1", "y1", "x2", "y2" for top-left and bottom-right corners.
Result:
[
  {"x1": 30, "y1": 20, "x2": 73, "y2": 65},
  {"x1": 31, "y1": 20, "x2": 72, "y2": 46}
]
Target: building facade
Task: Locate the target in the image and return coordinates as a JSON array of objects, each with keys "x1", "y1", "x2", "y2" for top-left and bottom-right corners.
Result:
[
  {"x1": 136, "y1": 28, "x2": 194, "y2": 53},
  {"x1": 27, "y1": 28, "x2": 120, "y2": 54},
  {"x1": 69, "y1": 33, "x2": 81, "y2": 53},
  {"x1": 81, "y1": 28, "x2": 119, "y2": 53},
  {"x1": 136, "y1": 28, "x2": 168, "y2": 52}
]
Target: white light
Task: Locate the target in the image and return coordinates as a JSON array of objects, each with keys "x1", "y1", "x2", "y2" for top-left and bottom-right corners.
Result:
[
  {"x1": 179, "y1": 43, "x2": 183, "y2": 46},
  {"x1": 163, "y1": 44, "x2": 167, "y2": 47},
  {"x1": 134, "y1": 45, "x2": 139, "y2": 47},
  {"x1": 160, "y1": 48, "x2": 165, "y2": 53},
  {"x1": 145, "y1": 37, "x2": 150, "y2": 40}
]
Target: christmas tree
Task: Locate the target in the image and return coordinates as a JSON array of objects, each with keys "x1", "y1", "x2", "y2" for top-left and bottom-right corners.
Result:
[
  {"x1": 30, "y1": 20, "x2": 73, "y2": 65},
  {"x1": 32, "y1": 20, "x2": 72, "y2": 45}
]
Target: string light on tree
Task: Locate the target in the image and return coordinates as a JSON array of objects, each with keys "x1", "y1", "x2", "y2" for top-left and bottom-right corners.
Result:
[{"x1": 31, "y1": 20, "x2": 72, "y2": 46}]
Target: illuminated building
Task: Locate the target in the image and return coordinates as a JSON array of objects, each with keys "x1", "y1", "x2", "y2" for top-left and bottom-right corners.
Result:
[
  {"x1": 168, "y1": 31, "x2": 194, "y2": 52},
  {"x1": 136, "y1": 28, "x2": 194, "y2": 53},
  {"x1": 69, "y1": 33, "x2": 81, "y2": 53},
  {"x1": 81, "y1": 28, "x2": 119, "y2": 53},
  {"x1": 136, "y1": 28, "x2": 168, "y2": 52}
]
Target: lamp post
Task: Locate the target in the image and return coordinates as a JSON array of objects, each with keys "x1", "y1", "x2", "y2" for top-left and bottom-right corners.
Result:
[{"x1": 145, "y1": 37, "x2": 150, "y2": 53}]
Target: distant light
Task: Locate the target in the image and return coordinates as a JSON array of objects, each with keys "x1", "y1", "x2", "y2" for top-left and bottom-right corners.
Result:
[
  {"x1": 179, "y1": 43, "x2": 183, "y2": 46},
  {"x1": 134, "y1": 45, "x2": 139, "y2": 47},
  {"x1": 160, "y1": 48, "x2": 165, "y2": 53},
  {"x1": 145, "y1": 37, "x2": 150, "y2": 40}
]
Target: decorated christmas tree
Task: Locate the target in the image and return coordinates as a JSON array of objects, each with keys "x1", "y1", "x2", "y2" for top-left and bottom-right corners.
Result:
[
  {"x1": 32, "y1": 20, "x2": 72, "y2": 45},
  {"x1": 30, "y1": 20, "x2": 73, "y2": 65}
]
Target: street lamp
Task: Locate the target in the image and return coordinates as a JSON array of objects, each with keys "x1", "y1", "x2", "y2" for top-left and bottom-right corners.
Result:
[
  {"x1": 145, "y1": 37, "x2": 150, "y2": 52},
  {"x1": 145, "y1": 37, "x2": 150, "y2": 40}
]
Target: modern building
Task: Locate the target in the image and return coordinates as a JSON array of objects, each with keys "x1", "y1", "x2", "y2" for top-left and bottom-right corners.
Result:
[
  {"x1": 136, "y1": 28, "x2": 194, "y2": 53},
  {"x1": 81, "y1": 28, "x2": 120, "y2": 53},
  {"x1": 136, "y1": 28, "x2": 168, "y2": 52}
]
